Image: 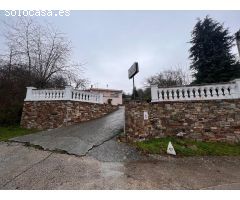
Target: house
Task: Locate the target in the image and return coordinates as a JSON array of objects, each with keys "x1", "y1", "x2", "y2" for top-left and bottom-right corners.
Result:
[{"x1": 86, "y1": 87, "x2": 123, "y2": 105}]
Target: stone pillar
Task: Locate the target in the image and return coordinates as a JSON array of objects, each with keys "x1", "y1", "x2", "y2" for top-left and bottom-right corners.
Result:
[
  {"x1": 64, "y1": 86, "x2": 73, "y2": 100},
  {"x1": 151, "y1": 85, "x2": 158, "y2": 102},
  {"x1": 25, "y1": 87, "x2": 36, "y2": 101}
]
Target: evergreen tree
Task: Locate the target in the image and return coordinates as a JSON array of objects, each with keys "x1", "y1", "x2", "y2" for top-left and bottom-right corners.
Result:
[{"x1": 189, "y1": 16, "x2": 240, "y2": 84}]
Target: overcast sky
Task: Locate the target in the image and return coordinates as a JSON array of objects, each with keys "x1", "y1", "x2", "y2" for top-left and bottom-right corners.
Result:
[{"x1": 1, "y1": 11, "x2": 240, "y2": 93}]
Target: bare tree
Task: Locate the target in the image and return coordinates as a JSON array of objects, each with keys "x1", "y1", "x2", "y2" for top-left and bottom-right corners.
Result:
[
  {"x1": 0, "y1": 17, "x2": 86, "y2": 88},
  {"x1": 73, "y1": 78, "x2": 90, "y2": 89},
  {"x1": 66, "y1": 70, "x2": 90, "y2": 89},
  {"x1": 0, "y1": 17, "x2": 88, "y2": 125},
  {"x1": 145, "y1": 67, "x2": 191, "y2": 87}
]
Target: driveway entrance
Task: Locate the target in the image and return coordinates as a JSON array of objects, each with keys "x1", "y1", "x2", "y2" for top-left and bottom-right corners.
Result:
[{"x1": 11, "y1": 107, "x2": 124, "y2": 156}]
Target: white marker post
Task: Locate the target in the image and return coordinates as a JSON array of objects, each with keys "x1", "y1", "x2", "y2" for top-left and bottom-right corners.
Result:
[
  {"x1": 167, "y1": 142, "x2": 176, "y2": 155},
  {"x1": 143, "y1": 111, "x2": 148, "y2": 120}
]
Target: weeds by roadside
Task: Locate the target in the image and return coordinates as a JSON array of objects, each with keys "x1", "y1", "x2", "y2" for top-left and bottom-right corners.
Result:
[
  {"x1": 135, "y1": 137, "x2": 240, "y2": 156},
  {"x1": 0, "y1": 126, "x2": 38, "y2": 141}
]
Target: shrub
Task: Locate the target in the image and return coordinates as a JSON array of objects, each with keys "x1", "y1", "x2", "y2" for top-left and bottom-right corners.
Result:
[{"x1": 0, "y1": 104, "x2": 23, "y2": 126}]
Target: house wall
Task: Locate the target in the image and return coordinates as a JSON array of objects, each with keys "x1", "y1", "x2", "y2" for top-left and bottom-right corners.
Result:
[
  {"x1": 100, "y1": 91, "x2": 122, "y2": 105},
  {"x1": 21, "y1": 101, "x2": 118, "y2": 130},
  {"x1": 125, "y1": 100, "x2": 240, "y2": 143},
  {"x1": 102, "y1": 93, "x2": 122, "y2": 105}
]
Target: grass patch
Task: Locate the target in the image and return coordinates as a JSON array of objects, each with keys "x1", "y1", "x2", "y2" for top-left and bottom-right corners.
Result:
[
  {"x1": 0, "y1": 126, "x2": 38, "y2": 141},
  {"x1": 135, "y1": 137, "x2": 240, "y2": 156}
]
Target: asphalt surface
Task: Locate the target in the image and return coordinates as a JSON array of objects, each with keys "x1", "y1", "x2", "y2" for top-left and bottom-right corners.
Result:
[
  {"x1": 10, "y1": 107, "x2": 124, "y2": 156},
  {"x1": 1, "y1": 142, "x2": 240, "y2": 189},
  {"x1": 87, "y1": 136, "x2": 148, "y2": 162}
]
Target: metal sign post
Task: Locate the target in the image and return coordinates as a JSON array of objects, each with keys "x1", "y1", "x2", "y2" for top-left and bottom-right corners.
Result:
[
  {"x1": 133, "y1": 76, "x2": 135, "y2": 99},
  {"x1": 128, "y1": 62, "x2": 139, "y2": 100},
  {"x1": 236, "y1": 30, "x2": 240, "y2": 58}
]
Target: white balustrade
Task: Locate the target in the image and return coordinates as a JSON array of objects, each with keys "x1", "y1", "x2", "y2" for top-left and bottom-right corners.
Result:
[
  {"x1": 24, "y1": 86, "x2": 103, "y2": 104},
  {"x1": 71, "y1": 89, "x2": 103, "y2": 104},
  {"x1": 151, "y1": 79, "x2": 240, "y2": 102}
]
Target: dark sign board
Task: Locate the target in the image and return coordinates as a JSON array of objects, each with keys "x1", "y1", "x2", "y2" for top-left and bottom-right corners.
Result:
[{"x1": 128, "y1": 62, "x2": 139, "y2": 79}]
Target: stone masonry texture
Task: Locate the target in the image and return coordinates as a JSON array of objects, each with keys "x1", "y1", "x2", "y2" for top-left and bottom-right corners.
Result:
[
  {"x1": 21, "y1": 101, "x2": 118, "y2": 130},
  {"x1": 125, "y1": 100, "x2": 240, "y2": 143}
]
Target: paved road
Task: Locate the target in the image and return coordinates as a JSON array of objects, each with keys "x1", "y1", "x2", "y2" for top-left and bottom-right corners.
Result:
[
  {"x1": 2, "y1": 106, "x2": 240, "y2": 189},
  {"x1": 10, "y1": 107, "x2": 124, "y2": 156},
  {"x1": 1, "y1": 142, "x2": 240, "y2": 189}
]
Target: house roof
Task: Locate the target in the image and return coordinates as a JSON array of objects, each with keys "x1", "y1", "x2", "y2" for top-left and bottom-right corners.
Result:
[{"x1": 86, "y1": 88, "x2": 123, "y2": 93}]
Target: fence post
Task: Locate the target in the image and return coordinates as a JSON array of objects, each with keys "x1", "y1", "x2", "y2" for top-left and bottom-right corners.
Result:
[
  {"x1": 151, "y1": 85, "x2": 158, "y2": 102},
  {"x1": 64, "y1": 86, "x2": 73, "y2": 100},
  {"x1": 234, "y1": 79, "x2": 240, "y2": 98},
  {"x1": 25, "y1": 87, "x2": 36, "y2": 101}
]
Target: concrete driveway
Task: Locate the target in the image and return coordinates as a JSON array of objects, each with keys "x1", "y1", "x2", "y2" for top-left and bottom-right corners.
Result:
[
  {"x1": 1, "y1": 141, "x2": 240, "y2": 189},
  {"x1": 10, "y1": 107, "x2": 124, "y2": 156}
]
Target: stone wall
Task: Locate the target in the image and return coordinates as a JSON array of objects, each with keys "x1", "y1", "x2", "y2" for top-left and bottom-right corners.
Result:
[
  {"x1": 21, "y1": 101, "x2": 118, "y2": 130},
  {"x1": 125, "y1": 100, "x2": 240, "y2": 143}
]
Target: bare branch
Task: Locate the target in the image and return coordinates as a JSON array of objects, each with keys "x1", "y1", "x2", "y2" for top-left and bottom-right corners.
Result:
[{"x1": 0, "y1": 17, "x2": 87, "y2": 88}]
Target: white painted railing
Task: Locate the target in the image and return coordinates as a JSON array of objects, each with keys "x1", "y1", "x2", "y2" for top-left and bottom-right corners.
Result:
[
  {"x1": 25, "y1": 86, "x2": 103, "y2": 104},
  {"x1": 151, "y1": 79, "x2": 240, "y2": 102}
]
